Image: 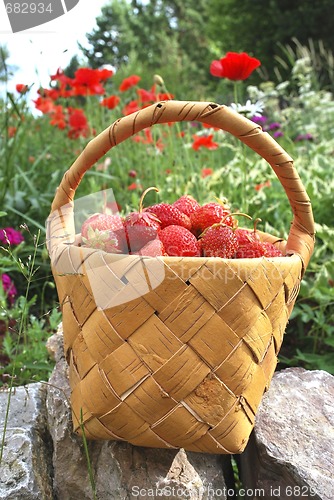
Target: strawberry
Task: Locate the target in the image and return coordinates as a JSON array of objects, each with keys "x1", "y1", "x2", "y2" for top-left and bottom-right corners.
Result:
[
  {"x1": 235, "y1": 228, "x2": 261, "y2": 246},
  {"x1": 134, "y1": 239, "x2": 167, "y2": 257},
  {"x1": 159, "y1": 225, "x2": 201, "y2": 257},
  {"x1": 234, "y1": 240, "x2": 265, "y2": 258},
  {"x1": 200, "y1": 223, "x2": 238, "y2": 258},
  {"x1": 124, "y1": 187, "x2": 161, "y2": 252},
  {"x1": 81, "y1": 213, "x2": 124, "y2": 238},
  {"x1": 172, "y1": 195, "x2": 201, "y2": 217},
  {"x1": 234, "y1": 227, "x2": 263, "y2": 258},
  {"x1": 145, "y1": 203, "x2": 191, "y2": 230},
  {"x1": 81, "y1": 213, "x2": 126, "y2": 253},
  {"x1": 262, "y1": 242, "x2": 283, "y2": 257},
  {"x1": 234, "y1": 229, "x2": 284, "y2": 258},
  {"x1": 233, "y1": 217, "x2": 283, "y2": 258},
  {"x1": 190, "y1": 202, "x2": 233, "y2": 236}
]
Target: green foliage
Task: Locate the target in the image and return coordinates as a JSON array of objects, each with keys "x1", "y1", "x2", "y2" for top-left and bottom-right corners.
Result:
[
  {"x1": 0, "y1": 46, "x2": 9, "y2": 82},
  {"x1": 0, "y1": 300, "x2": 61, "y2": 385},
  {"x1": 0, "y1": 45, "x2": 18, "y2": 83},
  {"x1": 80, "y1": 0, "x2": 216, "y2": 97},
  {"x1": 206, "y1": 0, "x2": 334, "y2": 84},
  {"x1": 1, "y1": 227, "x2": 61, "y2": 387},
  {"x1": 274, "y1": 38, "x2": 334, "y2": 92}
]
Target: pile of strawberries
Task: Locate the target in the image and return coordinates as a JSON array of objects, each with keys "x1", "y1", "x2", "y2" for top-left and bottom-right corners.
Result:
[{"x1": 80, "y1": 188, "x2": 283, "y2": 259}]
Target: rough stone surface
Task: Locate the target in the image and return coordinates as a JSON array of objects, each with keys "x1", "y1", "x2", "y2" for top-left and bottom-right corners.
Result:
[
  {"x1": 46, "y1": 328, "x2": 228, "y2": 499},
  {"x1": 2, "y1": 328, "x2": 333, "y2": 500},
  {"x1": 0, "y1": 383, "x2": 54, "y2": 499},
  {"x1": 240, "y1": 367, "x2": 334, "y2": 500}
]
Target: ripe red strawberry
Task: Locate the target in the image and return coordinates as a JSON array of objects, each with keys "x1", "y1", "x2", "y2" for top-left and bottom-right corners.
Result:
[
  {"x1": 145, "y1": 203, "x2": 191, "y2": 230},
  {"x1": 234, "y1": 228, "x2": 263, "y2": 258},
  {"x1": 81, "y1": 213, "x2": 126, "y2": 253},
  {"x1": 190, "y1": 202, "x2": 233, "y2": 236},
  {"x1": 124, "y1": 187, "x2": 161, "y2": 252},
  {"x1": 81, "y1": 213, "x2": 124, "y2": 238},
  {"x1": 172, "y1": 195, "x2": 201, "y2": 217},
  {"x1": 200, "y1": 224, "x2": 238, "y2": 258},
  {"x1": 134, "y1": 239, "x2": 167, "y2": 257},
  {"x1": 262, "y1": 242, "x2": 283, "y2": 257},
  {"x1": 235, "y1": 228, "x2": 261, "y2": 246},
  {"x1": 234, "y1": 240, "x2": 265, "y2": 258},
  {"x1": 159, "y1": 225, "x2": 201, "y2": 257},
  {"x1": 234, "y1": 236, "x2": 284, "y2": 259}
]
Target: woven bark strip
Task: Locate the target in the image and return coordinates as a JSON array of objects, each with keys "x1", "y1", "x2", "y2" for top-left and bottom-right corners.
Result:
[{"x1": 47, "y1": 101, "x2": 315, "y2": 454}]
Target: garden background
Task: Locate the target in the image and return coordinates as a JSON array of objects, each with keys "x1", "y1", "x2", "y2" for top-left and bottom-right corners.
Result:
[{"x1": 1, "y1": 0, "x2": 334, "y2": 387}]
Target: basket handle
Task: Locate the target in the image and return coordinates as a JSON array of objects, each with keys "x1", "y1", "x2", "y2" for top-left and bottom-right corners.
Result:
[{"x1": 50, "y1": 100, "x2": 315, "y2": 270}]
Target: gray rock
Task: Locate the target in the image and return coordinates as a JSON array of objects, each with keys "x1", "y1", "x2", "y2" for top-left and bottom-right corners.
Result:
[
  {"x1": 240, "y1": 367, "x2": 334, "y2": 500},
  {"x1": 0, "y1": 383, "x2": 53, "y2": 499},
  {"x1": 5, "y1": 327, "x2": 332, "y2": 500},
  {"x1": 46, "y1": 327, "x2": 228, "y2": 499}
]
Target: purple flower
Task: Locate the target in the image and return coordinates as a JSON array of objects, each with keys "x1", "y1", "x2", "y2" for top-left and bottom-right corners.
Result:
[
  {"x1": 1, "y1": 273, "x2": 17, "y2": 305},
  {"x1": 273, "y1": 131, "x2": 284, "y2": 138},
  {"x1": 0, "y1": 227, "x2": 24, "y2": 246},
  {"x1": 268, "y1": 122, "x2": 282, "y2": 130},
  {"x1": 295, "y1": 133, "x2": 314, "y2": 142},
  {"x1": 251, "y1": 115, "x2": 268, "y2": 125}
]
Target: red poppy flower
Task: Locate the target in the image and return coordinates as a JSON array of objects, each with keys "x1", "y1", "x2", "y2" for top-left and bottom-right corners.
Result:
[
  {"x1": 201, "y1": 168, "x2": 213, "y2": 178},
  {"x1": 122, "y1": 100, "x2": 140, "y2": 116},
  {"x1": 8, "y1": 126, "x2": 17, "y2": 138},
  {"x1": 254, "y1": 180, "x2": 271, "y2": 191},
  {"x1": 67, "y1": 108, "x2": 89, "y2": 139},
  {"x1": 192, "y1": 135, "x2": 219, "y2": 151},
  {"x1": 119, "y1": 75, "x2": 141, "y2": 92},
  {"x1": 157, "y1": 92, "x2": 174, "y2": 101},
  {"x1": 202, "y1": 122, "x2": 220, "y2": 131},
  {"x1": 73, "y1": 68, "x2": 98, "y2": 86},
  {"x1": 39, "y1": 87, "x2": 61, "y2": 101},
  {"x1": 98, "y1": 68, "x2": 114, "y2": 81},
  {"x1": 71, "y1": 68, "x2": 109, "y2": 95},
  {"x1": 210, "y1": 52, "x2": 261, "y2": 81},
  {"x1": 33, "y1": 96, "x2": 55, "y2": 114},
  {"x1": 50, "y1": 67, "x2": 72, "y2": 86},
  {"x1": 49, "y1": 105, "x2": 67, "y2": 129},
  {"x1": 15, "y1": 83, "x2": 29, "y2": 94},
  {"x1": 100, "y1": 95, "x2": 120, "y2": 109},
  {"x1": 127, "y1": 182, "x2": 142, "y2": 191},
  {"x1": 137, "y1": 86, "x2": 156, "y2": 103},
  {"x1": 132, "y1": 128, "x2": 165, "y2": 152}
]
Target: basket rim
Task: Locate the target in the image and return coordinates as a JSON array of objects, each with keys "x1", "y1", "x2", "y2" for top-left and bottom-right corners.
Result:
[{"x1": 51, "y1": 240, "x2": 303, "y2": 265}]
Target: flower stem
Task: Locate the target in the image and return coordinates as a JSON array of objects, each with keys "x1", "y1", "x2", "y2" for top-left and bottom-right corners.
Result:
[{"x1": 233, "y1": 82, "x2": 239, "y2": 106}]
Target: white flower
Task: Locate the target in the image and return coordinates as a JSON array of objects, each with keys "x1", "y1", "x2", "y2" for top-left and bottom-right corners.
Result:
[{"x1": 229, "y1": 99, "x2": 265, "y2": 118}]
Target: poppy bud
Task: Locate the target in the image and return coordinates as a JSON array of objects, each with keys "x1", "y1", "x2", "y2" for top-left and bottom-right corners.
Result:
[{"x1": 153, "y1": 74, "x2": 164, "y2": 86}]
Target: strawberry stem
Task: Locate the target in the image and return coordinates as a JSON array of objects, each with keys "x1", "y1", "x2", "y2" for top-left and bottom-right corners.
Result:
[
  {"x1": 199, "y1": 212, "x2": 253, "y2": 238},
  {"x1": 139, "y1": 186, "x2": 159, "y2": 213},
  {"x1": 253, "y1": 218, "x2": 262, "y2": 232},
  {"x1": 224, "y1": 212, "x2": 252, "y2": 221},
  {"x1": 223, "y1": 212, "x2": 252, "y2": 229}
]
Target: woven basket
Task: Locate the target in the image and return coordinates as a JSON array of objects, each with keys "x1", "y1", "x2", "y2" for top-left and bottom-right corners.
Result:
[{"x1": 47, "y1": 100, "x2": 315, "y2": 454}]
